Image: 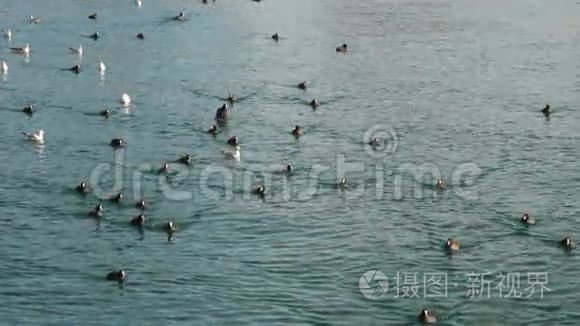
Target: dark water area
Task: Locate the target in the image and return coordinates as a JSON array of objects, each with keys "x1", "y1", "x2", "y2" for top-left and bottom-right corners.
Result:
[{"x1": 0, "y1": 0, "x2": 579, "y2": 325}]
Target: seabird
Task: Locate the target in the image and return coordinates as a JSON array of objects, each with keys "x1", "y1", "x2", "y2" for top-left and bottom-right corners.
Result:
[
  {"x1": 542, "y1": 104, "x2": 551, "y2": 118},
  {"x1": 130, "y1": 214, "x2": 146, "y2": 227},
  {"x1": 2, "y1": 29, "x2": 11, "y2": 39},
  {"x1": 227, "y1": 136, "x2": 239, "y2": 146},
  {"x1": 22, "y1": 130, "x2": 44, "y2": 144},
  {"x1": 22, "y1": 104, "x2": 34, "y2": 115},
  {"x1": 29, "y1": 15, "x2": 42, "y2": 24},
  {"x1": 69, "y1": 64, "x2": 81, "y2": 74},
  {"x1": 90, "y1": 32, "x2": 99, "y2": 40},
  {"x1": 173, "y1": 12, "x2": 185, "y2": 21},
  {"x1": 336, "y1": 43, "x2": 348, "y2": 52},
  {"x1": 1, "y1": 60, "x2": 8, "y2": 74},
  {"x1": 109, "y1": 192, "x2": 123, "y2": 203},
  {"x1": 291, "y1": 125, "x2": 303, "y2": 137},
  {"x1": 76, "y1": 181, "x2": 90, "y2": 194},
  {"x1": 207, "y1": 124, "x2": 218, "y2": 135},
  {"x1": 106, "y1": 270, "x2": 126, "y2": 282},
  {"x1": 177, "y1": 154, "x2": 192, "y2": 165},
  {"x1": 88, "y1": 204, "x2": 104, "y2": 217},
  {"x1": 223, "y1": 146, "x2": 240, "y2": 161},
  {"x1": 136, "y1": 33, "x2": 145, "y2": 40},
  {"x1": 10, "y1": 44, "x2": 30, "y2": 55},
  {"x1": 98, "y1": 62, "x2": 106, "y2": 74},
  {"x1": 120, "y1": 93, "x2": 131, "y2": 106},
  {"x1": 100, "y1": 108, "x2": 111, "y2": 118},
  {"x1": 110, "y1": 138, "x2": 125, "y2": 148},
  {"x1": 69, "y1": 46, "x2": 83, "y2": 56},
  {"x1": 418, "y1": 309, "x2": 437, "y2": 324},
  {"x1": 135, "y1": 199, "x2": 147, "y2": 210},
  {"x1": 88, "y1": 13, "x2": 97, "y2": 20}
]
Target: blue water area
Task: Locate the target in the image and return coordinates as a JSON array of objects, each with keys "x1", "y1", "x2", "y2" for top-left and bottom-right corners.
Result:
[{"x1": 0, "y1": 0, "x2": 579, "y2": 325}]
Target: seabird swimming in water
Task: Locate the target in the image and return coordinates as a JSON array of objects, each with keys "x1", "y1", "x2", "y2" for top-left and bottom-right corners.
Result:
[
  {"x1": 173, "y1": 12, "x2": 185, "y2": 21},
  {"x1": 136, "y1": 33, "x2": 145, "y2": 40},
  {"x1": 445, "y1": 238, "x2": 460, "y2": 253},
  {"x1": 207, "y1": 124, "x2": 218, "y2": 135},
  {"x1": 158, "y1": 162, "x2": 170, "y2": 174},
  {"x1": 98, "y1": 62, "x2": 106, "y2": 74},
  {"x1": 69, "y1": 64, "x2": 81, "y2": 74},
  {"x1": 69, "y1": 46, "x2": 83, "y2": 56},
  {"x1": 418, "y1": 309, "x2": 437, "y2": 324},
  {"x1": 338, "y1": 177, "x2": 348, "y2": 189},
  {"x1": 336, "y1": 43, "x2": 348, "y2": 52},
  {"x1": 76, "y1": 181, "x2": 90, "y2": 194},
  {"x1": 106, "y1": 270, "x2": 126, "y2": 282},
  {"x1": 88, "y1": 13, "x2": 97, "y2": 20},
  {"x1": 227, "y1": 94, "x2": 236, "y2": 103},
  {"x1": 310, "y1": 99, "x2": 320, "y2": 108},
  {"x1": 291, "y1": 125, "x2": 303, "y2": 137},
  {"x1": 561, "y1": 236, "x2": 576, "y2": 250},
  {"x1": 177, "y1": 154, "x2": 192, "y2": 165},
  {"x1": 130, "y1": 214, "x2": 146, "y2": 227},
  {"x1": 88, "y1": 204, "x2": 104, "y2": 217},
  {"x1": 120, "y1": 93, "x2": 131, "y2": 106},
  {"x1": 110, "y1": 138, "x2": 125, "y2": 148},
  {"x1": 1, "y1": 60, "x2": 7, "y2": 74},
  {"x1": 252, "y1": 185, "x2": 266, "y2": 197},
  {"x1": 29, "y1": 15, "x2": 42, "y2": 24},
  {"x1": 436, "y1": 178, "x2": 445, "y2": 190},
  {"x1": 368, "y1": 137, "x2": 381, "y2": 146},
  {"x1": 520, "y1": 213, "x2": 536, "y2": 225},
  {"x1": 271, "y1": 33, "x2": 279, "y2": 42},
  {"x1": 90, "y1": 32, "x2": 99, "y2": 40},
  {"x1": 542, "y1": 104, "x2": 551, "y2": 118},
  {"x1": 298, "y1": 81, "x2": 307, "y2": 90},
  {"x1": 11, "y1": 44, "x2": 30, "y2": 55},
  {"x1": 227, "y1": 136, "x2": 239, "y2": 146},
  {"x1": 109, "y1": 192, "x2": 123, "y2": 203},
  {"x1": 22, "y1": 104, "x2": 33, "y2": 115},
  {"x1": 163, "y1": 222, "x2": 176, "y2": 241},
  {"x1": 100, "y1": 108, "x2": 111, "y2": 118},
  {"x1": 164, "y1": 221, "x2": 176, "y2": 233},
  {"x1": 135, "y1": 199, "x2": 147, "y2": 210},
  {"x1": 3, "y1": 29, "x2": 11, "y2": 39},
  {"x1": 223, "y1": 146, "x2": 240, "y2": 161},
  {"x1": 22, "y1": 130, "x2": 44, "y2": 144},
  {"x1": 215, "y1": 104, "x2": 229, "y2": 122}
]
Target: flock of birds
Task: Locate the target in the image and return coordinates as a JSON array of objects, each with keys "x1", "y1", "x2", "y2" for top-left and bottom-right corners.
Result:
[{"x1": 2, "y1": 1, "x2": 572, "y2": 324}]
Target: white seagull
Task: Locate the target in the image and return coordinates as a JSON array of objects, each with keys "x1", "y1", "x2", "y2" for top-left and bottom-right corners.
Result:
[
  {"x1": 29, "y1": 15, "x2": 42, "y2": 24},
  {"x1": 223, "y1": 146, "x2": 241, "y2": 161},
  {"x1": 1, "y1": 60, "x2": 7, "y2": 74},
  {"x1": 3, "y1": 29, "x2": 11, "y2": 39},
  {"x1": 136, "y1": 0, "x2": 142, "y2": 7},
  {"x1": 10, "y1": 44, "x2": 30, "y2": 55},
  {"x1": 98, "y1": 62, "x2": 106, "y2": 74},
  {"x1": 22, "y1": 130, "x2": 44, "y2": 144},
  {"x1": 120, "y1": 93, "x2": 131, "y2": 106},
  {"x1": 69, "y1": 46, "x2": 83, "y2": 56}
]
